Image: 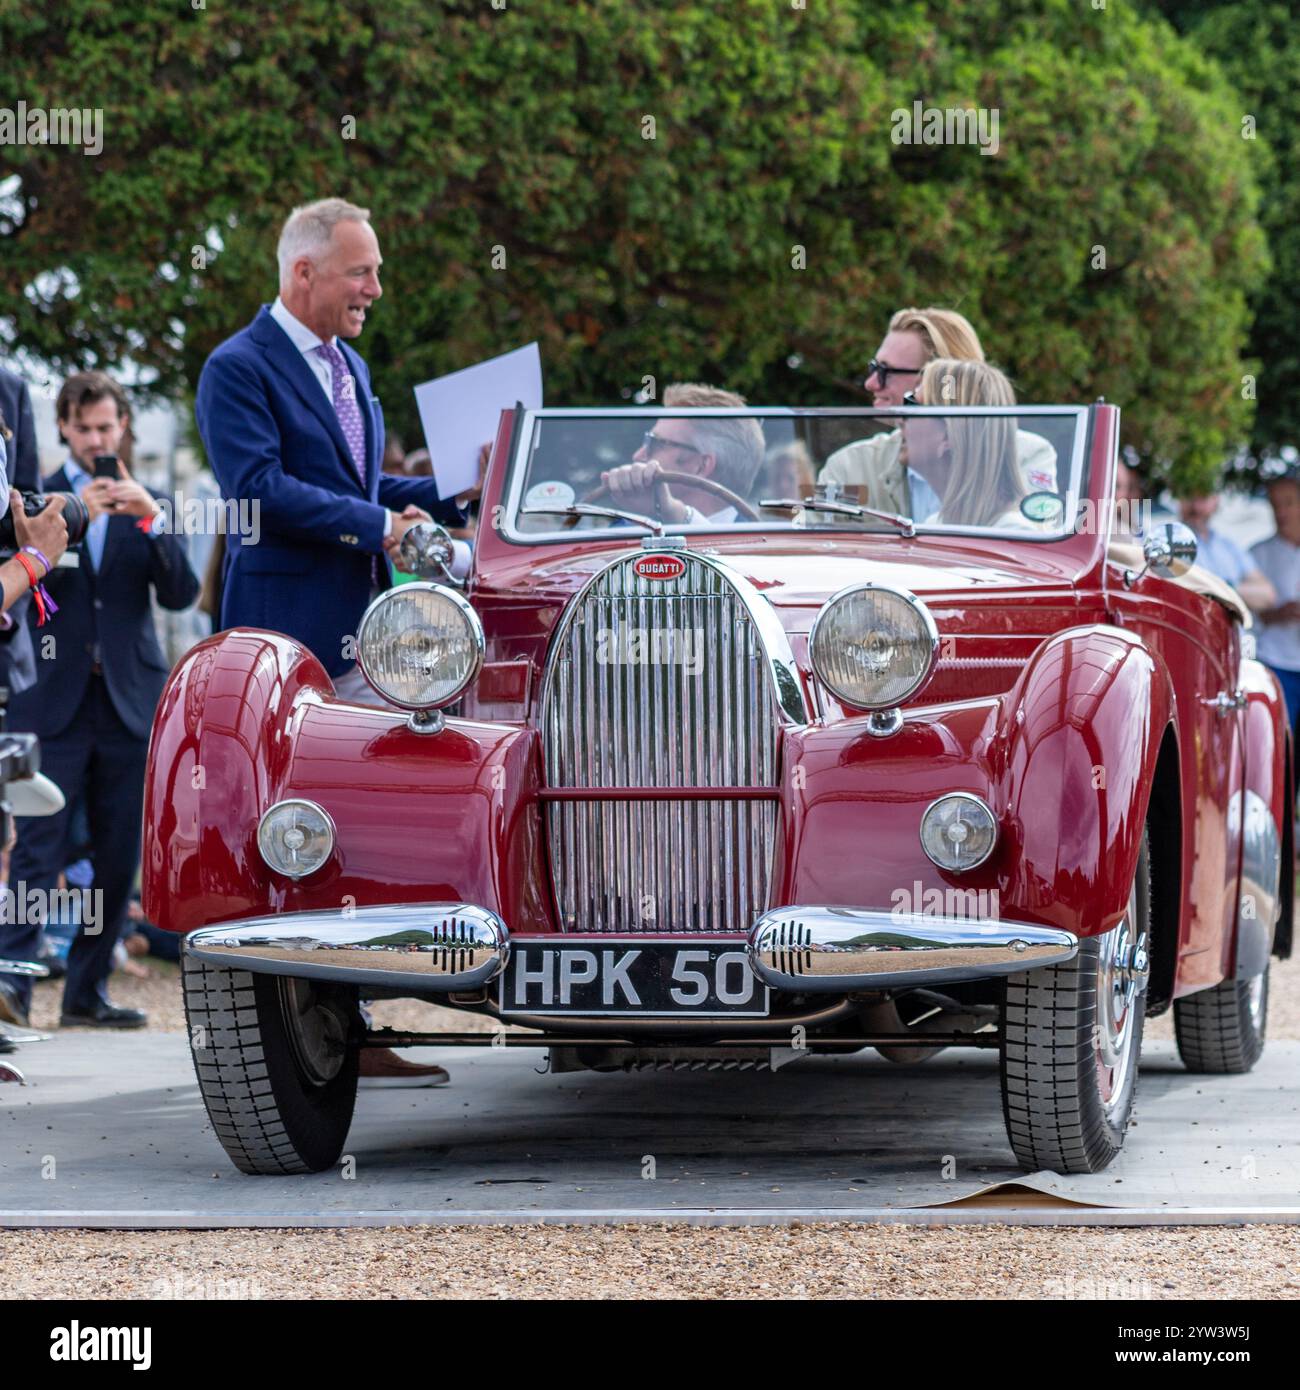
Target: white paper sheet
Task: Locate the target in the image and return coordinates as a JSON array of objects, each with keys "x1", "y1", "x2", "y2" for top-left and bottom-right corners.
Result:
[{"x1": 413, "y1": 342, "x2": 543, "y2": 500}]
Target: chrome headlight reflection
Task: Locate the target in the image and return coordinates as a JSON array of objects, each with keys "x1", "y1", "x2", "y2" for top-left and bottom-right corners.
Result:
[
  {"x1": 809, "y1": 583, "x2": 938, "y2": 710},
  {"x1": 258, "y1": 799, "x2": 336, "y2": 879},
  {"x1": 355, "y1": 582, "x2": 485, "y2": 710},
  {"x1": 920, "y1": 793, "x2": 998, "y2": 872}
]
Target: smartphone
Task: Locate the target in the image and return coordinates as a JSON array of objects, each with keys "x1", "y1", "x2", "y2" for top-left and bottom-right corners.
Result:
[{"x1": 92, "y1": 454, "x2": 120, "y2": 479}]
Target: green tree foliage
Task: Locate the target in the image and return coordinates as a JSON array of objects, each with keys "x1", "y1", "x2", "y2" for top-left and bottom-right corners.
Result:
[
  {"x1": 1148, "y1": 0, "x2": 1299, "y2": 470},
  {"x1": 0, "y1": 0, "x2": 1269, "y2": 491}
]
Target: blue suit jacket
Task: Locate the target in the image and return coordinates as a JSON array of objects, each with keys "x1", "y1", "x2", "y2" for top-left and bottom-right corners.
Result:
[
  {"x1": 0, "y1": 365, "x2": 39, "y2": 493},
  {"x1": 7, "y1": 466, "x2": 200, "y2": 742},
  {"x1": 194, "y1": 306, "x2": 464, "y2": 677}
]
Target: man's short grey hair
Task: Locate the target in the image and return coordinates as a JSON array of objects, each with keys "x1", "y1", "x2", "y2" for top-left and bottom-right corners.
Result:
[
  {"x1": 277, "y1": 198, "x2": 371, "y2": 283},
  {"x1": 663, "y1": 382, "x2": 766, "y2": 495}
]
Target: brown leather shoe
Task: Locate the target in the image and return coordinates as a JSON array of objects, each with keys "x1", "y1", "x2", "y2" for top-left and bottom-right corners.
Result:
[
  {"x1": 357, "y1": 1046, "x2": 449, "y2": 1088},
  {"x1": 0, "y1": 981, "x2": 31, "y2": 1030}
]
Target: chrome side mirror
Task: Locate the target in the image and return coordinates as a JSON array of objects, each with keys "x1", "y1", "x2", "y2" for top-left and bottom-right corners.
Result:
[
  {"x1": 1143, "y1": 521, "x2": 1198, "y2": 578},
  {"x1": 1125, "y1": 521, "x2": 1198, "y2": 587},
  {"x1": 399, "y1": 522, "x2": 462, "y2": 588}
]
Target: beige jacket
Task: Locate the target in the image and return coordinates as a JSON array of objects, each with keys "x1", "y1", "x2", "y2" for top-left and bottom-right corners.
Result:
[{"x1": 819, "y1": 428, "x2": 1060, "y2": 516}]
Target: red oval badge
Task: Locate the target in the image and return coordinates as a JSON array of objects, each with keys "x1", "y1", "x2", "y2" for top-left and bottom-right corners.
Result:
[{"x1": 632, "y1": 554, "x2": 688, "y2": 581}]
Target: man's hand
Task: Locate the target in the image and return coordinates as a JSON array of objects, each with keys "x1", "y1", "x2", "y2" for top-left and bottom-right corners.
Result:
[
  {"x1": 11, "y1": 490, "x2": 69, "y2": 569},
  {"x1": 1264, "y1": 599, "x2": 1300, "y2": 625},
  {"x1": 455, "y1": 441, "x2": 491, "y2": 506},
  {"x1": 82, "y1": 461, "x2": 158, "y2": 521},
  {"x1": 81, "y1": 478, "x2": 117, "y2": 521},
  {"x1": 385, "y1": 505, "x2": 434, "y2": 573},
  {"x1": 104, "y1": 478, "x2": 160, "y2": 520},
  {"x1": 601, "y1": 461, "x2": 690, "y2": 523}
]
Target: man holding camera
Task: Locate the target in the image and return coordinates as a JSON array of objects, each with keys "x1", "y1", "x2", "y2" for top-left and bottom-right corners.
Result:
[{"x1": 0, "y1": 372, "x2": 199, "y2": 1031}]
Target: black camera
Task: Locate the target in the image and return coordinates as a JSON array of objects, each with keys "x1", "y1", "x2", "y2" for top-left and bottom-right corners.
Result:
[{"x1": 0, "y1": 490, "x2": 91, "y2": 553}]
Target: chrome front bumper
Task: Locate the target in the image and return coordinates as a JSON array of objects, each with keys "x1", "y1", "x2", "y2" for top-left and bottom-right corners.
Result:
[
  {"x1": 184, "y1": 904, "x2": 507, "y2": 991},
  {"x1": 184, "y1": 901, "x2": 1078, "y2": 997},
  {"x1": 748, "y1": 906, "x2": 1078, "y2": 992}
]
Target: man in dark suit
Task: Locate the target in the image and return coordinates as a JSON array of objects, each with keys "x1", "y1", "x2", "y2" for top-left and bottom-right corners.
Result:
[
  {"x1": 195, "y1": 197, "x2": 466, "y2": 701},
  {"x1": 0, "y1": 365, "x2": 40, "y2": 493},
  {"x1": 0, "y1": 371, "x2": 199, "y2": 1029},
  {"x1": 195, "y1": 197, "x2": 467, "y2": 1084}
]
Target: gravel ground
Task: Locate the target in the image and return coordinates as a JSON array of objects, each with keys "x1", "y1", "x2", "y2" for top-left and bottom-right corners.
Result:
[
  {"x1": 12, "y1": 945, "x2": 1299, "y2": 1301},
  {"x1": 2, "y1": 1224, "x2": 1299, "y2": 1299}
]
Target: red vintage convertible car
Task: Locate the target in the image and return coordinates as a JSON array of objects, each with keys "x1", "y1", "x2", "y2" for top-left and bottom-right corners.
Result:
[{"x1": 143, "y1": 402, "x2": 1292, "y2": 1176}]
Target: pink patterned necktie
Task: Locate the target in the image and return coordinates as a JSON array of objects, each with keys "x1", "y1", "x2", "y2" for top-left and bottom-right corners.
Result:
[{"x1": 314, "y1": 341, "x2": 367, "y2": 486}]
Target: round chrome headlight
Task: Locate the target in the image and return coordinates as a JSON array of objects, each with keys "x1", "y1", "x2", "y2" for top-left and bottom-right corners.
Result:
[
  {"x1": 808, "y1": 583, "x2": 938, "y2": 710},
  {"x1": 356, "y1": 582, "x2": 484, "y2": 710},
  {"x1": 920, "y1": 793, "x2": 998, "y2": 872},
  {"x1": 258, "y1": 799, "x2": 336, "y2": 879}
]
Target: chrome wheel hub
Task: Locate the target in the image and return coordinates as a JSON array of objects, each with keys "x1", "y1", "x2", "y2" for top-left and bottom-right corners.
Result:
[
  {"x1": 1095, "y1": 888, "x2": 1148, "y2": 1120},
  {"x1": 278, "y1": 978, "x2": 348, "y2": 1086},
  {"x1": 1246, "y1": 971, "x2": 1267, "y2": 1031}
]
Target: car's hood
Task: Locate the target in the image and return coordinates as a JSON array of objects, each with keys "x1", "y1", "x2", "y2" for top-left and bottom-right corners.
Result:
[{"x1": 475, "y1": 533, "x2": 1095, "y2": 631}]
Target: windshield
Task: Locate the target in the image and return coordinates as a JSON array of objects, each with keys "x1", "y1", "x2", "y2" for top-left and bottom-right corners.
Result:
[{"x1": 502, "y1": 407, "x2": 1089, "y2": 543}]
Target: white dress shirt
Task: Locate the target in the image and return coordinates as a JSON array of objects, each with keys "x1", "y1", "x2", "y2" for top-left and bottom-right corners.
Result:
[{"x1": 269, "y1": 296, "x2": 337, "y2": 401}]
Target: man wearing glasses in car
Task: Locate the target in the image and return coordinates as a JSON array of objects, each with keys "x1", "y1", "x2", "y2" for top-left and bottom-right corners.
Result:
[{"x1": 600, "y1": 384, "x2": 765, "y2": 525}]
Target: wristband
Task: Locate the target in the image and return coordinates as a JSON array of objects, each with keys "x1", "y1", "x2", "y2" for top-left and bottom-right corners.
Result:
[
  {"x1": 12, "y1": 552, "x2": 58, "y2": 625},
  {"x1": 21, "y1": 545, "x2": 51, "y2": 577}
]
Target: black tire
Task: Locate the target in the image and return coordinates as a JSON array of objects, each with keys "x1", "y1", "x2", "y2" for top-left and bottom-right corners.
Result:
[
  {"x1": 1000, "y1": 834, "x2": 1151, "y2": 1174},
  {"x1": 183, "y1": 956, "x2": 361, "y2": 1175},
  {"x1": 1173, "y1": 966, "x2": 1268, "y2": 1074}
]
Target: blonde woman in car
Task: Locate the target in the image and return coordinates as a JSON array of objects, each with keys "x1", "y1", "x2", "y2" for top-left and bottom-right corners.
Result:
[
  {"x1": 903, "y1": 358, "x2": 1045, "y2": 529},
  {"x1": 819, "y1": 306, "x2": 1056, "y2": 516}
]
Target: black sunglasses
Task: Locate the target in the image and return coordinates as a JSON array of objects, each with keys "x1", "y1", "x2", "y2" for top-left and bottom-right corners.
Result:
[
  {"x1": 867, "y1": 358, "x2": 923, "y2": 386},
  {"x1": 641, "y1": 431, "x2": 701, "y2": 456}
]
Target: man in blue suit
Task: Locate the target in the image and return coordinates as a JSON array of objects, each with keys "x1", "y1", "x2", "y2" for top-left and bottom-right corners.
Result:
[
  {"x1": 195, "y1": 197, "x2": 466, "y2": 702},
  {"x1": 0, "y1": 364, "x2": 40, "y2": 493},
  {"x1": 194, "y1": 198, "x2": 466, "y2": 1085},
  {"x1": 0, "y1": 371, "x2": 199, "y2": 1029}
]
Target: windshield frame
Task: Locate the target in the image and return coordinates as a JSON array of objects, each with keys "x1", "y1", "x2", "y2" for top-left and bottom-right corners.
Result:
[{"x1": 498, "y1": 405, "x2": 1092, "y2": 547}]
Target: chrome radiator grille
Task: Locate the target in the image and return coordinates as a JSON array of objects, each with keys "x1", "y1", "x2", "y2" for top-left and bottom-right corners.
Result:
[{"x1": 541, "y1": 555, "x2": 783, "y2": 934}]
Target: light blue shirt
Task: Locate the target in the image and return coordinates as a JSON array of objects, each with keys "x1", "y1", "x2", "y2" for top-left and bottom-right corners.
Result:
[
  {"x1": 908, "y1": 468, "x2": 940, "y2": 522},
  {"x1": 63, "y1": 455, "x2": 109, "y2": 571},
  {"x1": 1251, "y1": 534, "x2": 1300, "y2": 672},
  {"x1": 1193, "y1": 525, "x2": 1255, "y2": 588}
]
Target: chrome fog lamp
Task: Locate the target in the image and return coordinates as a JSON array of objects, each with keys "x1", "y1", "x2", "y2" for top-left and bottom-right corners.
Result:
[
  {"x1": 809, "y1": 583, "x2": 938, "y2": 713},
  {"x1": 355, "y1": 582, "x2": 485, "y2": 717},
  {"x1": 920, "y1": 793, "x2": 998, "y2": 871},
  {"x1": 258, "y1": 799, "x2": 336, "y2": 879}
]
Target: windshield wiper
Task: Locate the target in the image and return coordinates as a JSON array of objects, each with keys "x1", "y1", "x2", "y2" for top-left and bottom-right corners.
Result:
[
  {"x1": 522, "y1": 503, "x2": 666, "y2": 537},
  {"x1": 758, "y1": 495, "x2": 916, "y2": 538}
]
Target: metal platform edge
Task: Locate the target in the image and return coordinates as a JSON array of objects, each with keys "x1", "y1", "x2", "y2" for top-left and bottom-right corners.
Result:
[{"x1": 4, "y1": 1206, "x2": 1300, "y2": 1230}]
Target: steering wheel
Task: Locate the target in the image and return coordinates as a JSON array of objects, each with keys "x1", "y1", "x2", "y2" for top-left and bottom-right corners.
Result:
[{"x1": 582, "y1": 468, "x2": 761, "y2": 522}]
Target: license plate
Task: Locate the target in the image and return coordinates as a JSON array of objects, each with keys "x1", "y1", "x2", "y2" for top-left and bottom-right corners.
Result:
[{"x1": 499, "y1": 940, "x2": 770, "y2": 1018}]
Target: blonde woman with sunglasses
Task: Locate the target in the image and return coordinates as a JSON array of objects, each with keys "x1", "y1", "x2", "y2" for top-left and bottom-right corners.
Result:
[{"x1": 819, "y1": 307, "x2": 1056, "y2": 517}]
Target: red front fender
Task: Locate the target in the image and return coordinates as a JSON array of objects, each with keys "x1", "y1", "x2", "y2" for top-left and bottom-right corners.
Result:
[
  {"x1": 777, "y1": 624, "x2": 1171, "y2": 939},
  {"x1": 142, "y1": 629, "x2": 554, "y2": 936},
  {"x1": 997, "y1": 624, "x2": 1172, "y2": 935}
]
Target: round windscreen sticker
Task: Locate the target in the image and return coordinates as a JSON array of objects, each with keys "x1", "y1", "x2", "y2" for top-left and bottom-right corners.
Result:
[
  {"x1": 524, "y1": 479, "x2": 576, "y2": 510},
  {"x1": 1020, "y1": 491, "x2": 1065, "y2": 524}
]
